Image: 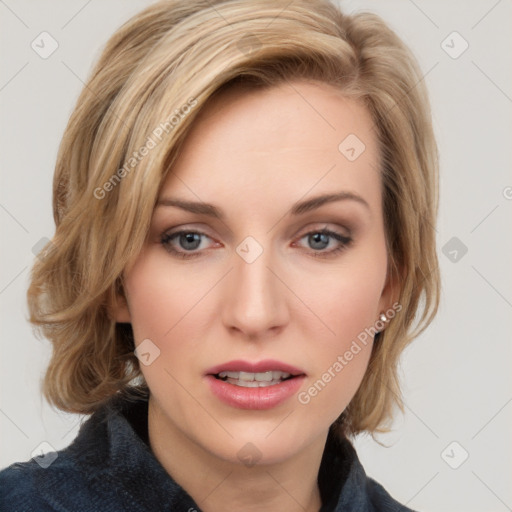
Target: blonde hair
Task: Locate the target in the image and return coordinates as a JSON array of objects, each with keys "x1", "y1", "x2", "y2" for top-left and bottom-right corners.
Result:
[{"x1": 28, "y1": 0, "x2": 440, "y2": 439}]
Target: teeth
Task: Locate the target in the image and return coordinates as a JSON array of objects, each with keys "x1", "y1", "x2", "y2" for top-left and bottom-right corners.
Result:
[
  {"x1": 237, "y1": 380, "x2": 264, "y2": 388},
  {"x1": 216, "y1": 370, "x2": 293, "y2": 387},
  {"x1": 222, "y1": 371, "x2": 242, "y2": 379},
  {"x1": 217, "y1": 371, "x2": 291, "y2": 382},
  {"x1": 256, "y1": 372, "x2": 273, "y2": 382},
  {"x1": 239, "y1": 371, "x2": 256, "y2": 381}
]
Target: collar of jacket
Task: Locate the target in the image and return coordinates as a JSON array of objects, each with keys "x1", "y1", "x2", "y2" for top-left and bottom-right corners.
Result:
[{"x1": 0, "y1": 391, "x2": 416, "y2": 512}]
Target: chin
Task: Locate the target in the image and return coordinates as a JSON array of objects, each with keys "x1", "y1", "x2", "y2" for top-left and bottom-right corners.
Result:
[{"x1": 203, "y1": 420, "x2": 322, "y2": 467}]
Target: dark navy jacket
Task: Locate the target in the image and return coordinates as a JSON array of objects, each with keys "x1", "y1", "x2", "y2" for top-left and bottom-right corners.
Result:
[{"x1": 0, "y1": 393, "x2": 416, "y2": 511}]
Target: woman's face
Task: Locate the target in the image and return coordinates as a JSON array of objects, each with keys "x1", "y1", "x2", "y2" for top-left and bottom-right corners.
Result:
[{"x1": 115, "y1": 80, "x2": 395, "y2": 465}]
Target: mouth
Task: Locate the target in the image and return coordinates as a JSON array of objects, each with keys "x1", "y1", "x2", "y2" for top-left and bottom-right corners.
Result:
[
  {"x1": 206, "y1": 359, "x2": 305, "y2": 385},
  {"x1": 204, "y1": 359, "x2": 306, "y2": 408}
]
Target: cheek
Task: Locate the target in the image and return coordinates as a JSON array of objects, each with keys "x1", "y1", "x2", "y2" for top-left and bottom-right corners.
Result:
[
  {"x1": 297, "y1": 342, "x2": 372, "y2": 423},
  {"x1": 296, "y1": 273, "x2": 377, "y2": 417},
  {"x1": 123, "y1": 252, "x2": 218, "y2": 385},
  {"x1": 293, "y1": 252, "x2": 386, "y2": 413},
  {"x1": 300, "y1": 259, "x2": 386, "y2": 344},
  {"x1": 124, "y1": 252, "x2": 204, "y2": 341}
]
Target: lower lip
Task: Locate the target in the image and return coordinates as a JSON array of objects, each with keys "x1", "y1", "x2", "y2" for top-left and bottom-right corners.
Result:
[{"x1": 205, "y1": 375, "x2": 305, "y2": 410}]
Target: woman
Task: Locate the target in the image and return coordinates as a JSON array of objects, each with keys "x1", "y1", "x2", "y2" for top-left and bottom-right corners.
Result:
[{"x1": 0, "y1": 0, "x2": 439, "y2": 510}]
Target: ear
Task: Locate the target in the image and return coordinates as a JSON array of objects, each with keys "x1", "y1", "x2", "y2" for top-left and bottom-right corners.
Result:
[
  {"x1": 107, "y1": 279, "x2": 132, "y2": 323},
  {"x1": 377, "y1": 265, "x2": 402, "y2": 327}
]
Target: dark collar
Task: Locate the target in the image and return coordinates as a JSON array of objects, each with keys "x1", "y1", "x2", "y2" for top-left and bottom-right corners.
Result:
[
  {"x1": 33, "y1": 391, "x2": 414, "y2": 511},
  {"x1": 115, "y1": 391, "x2": 353, "y2": 510}
]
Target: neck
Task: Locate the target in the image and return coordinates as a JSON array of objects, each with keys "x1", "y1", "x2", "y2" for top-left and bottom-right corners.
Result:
[{"x1": 147, "y1": 397, "x2": 327, "y2": 512}]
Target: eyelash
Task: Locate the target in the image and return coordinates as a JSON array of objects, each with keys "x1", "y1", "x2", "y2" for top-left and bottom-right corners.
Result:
[{"x1": 159, "y1": 227, "x2": 353, "y2": 260}]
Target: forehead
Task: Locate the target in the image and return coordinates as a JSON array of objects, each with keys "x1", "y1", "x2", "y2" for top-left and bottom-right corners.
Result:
[{"x1": 160, "y1": 80, "x2": 381, "y2": 214}]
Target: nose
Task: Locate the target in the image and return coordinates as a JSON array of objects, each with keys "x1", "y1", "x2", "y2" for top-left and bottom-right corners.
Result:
[{"x1": 221, "y1": 241, "x2": 289, "y2": 339}]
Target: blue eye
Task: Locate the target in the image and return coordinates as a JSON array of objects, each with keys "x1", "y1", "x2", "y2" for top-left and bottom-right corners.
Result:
[
  {"x1": 160, "y1": 227, "x2": 352, "y2": 259},
  {"x1": 160, "y1": 231, "x2": 208, "y2": 259},
  {"x1": 297, "y1": 228, "x2": 352, "y2": 257}
]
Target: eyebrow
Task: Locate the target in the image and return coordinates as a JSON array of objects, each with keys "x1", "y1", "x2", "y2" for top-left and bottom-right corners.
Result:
[{"x1": 156, "y1": 191, "x2": 370, "y2": 219}]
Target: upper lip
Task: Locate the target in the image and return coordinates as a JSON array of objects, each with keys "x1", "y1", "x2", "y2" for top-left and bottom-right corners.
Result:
[{"x1": 205, "y1": 359, "x2": 306, "y2": 376}]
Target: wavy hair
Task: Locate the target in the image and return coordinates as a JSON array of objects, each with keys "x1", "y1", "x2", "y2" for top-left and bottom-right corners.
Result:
[{"x1": 27, "y1": 0, "x2": 440, "y2": 440}]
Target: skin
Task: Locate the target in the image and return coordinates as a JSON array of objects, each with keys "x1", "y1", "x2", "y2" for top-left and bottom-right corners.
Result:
[{"x1": 113, "y1": 79, "x2": 398, "y2": 512}]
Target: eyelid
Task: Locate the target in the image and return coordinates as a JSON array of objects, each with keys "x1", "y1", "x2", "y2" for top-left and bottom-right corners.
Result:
[
  {"x1": 160, "y1": 221, "x2": 351, "y2": 243},
  {"x1": 295, "y1": 221, "x2": 352, "y2": 238}
]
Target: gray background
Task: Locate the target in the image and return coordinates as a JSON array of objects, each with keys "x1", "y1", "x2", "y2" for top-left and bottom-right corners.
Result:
[{"x1": 1, "y1": 1, "x2": 511, "y2": 511}]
